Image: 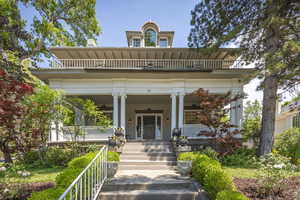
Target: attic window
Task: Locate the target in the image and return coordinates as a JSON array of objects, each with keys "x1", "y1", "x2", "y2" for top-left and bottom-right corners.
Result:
[
  {"x1": 144, "y1": 29, "x2": 157, "y2": 47},
  {"x1": 159, "y1": 39, "x2": 168, "y2": 47},
  {"x1": 132, "y1": 38, "x2": 141, "y2": 47}
]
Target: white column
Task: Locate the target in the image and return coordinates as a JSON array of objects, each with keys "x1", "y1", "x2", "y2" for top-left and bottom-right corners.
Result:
[
  {"x1": 113, "y1": 94, "x2": 119, "y2": 128},
  {"x1": 171, "y1": 93, "x2": 177, "y2": 131},
  {"x1": 178, "y1": 93, "x2": 185, "y2": 130},
  {"x1": 236, "y1": 98, "x2": 243, "y2": 128},
  {"x1": 230, "y1": 101, "x2": 237, "y2": 126},
  {"x1": 120, "y1": 94, "x2": 126, "y2": 130}
]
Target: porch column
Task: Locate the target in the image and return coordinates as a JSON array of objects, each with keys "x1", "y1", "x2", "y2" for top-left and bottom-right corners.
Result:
[
  {"x1": 120, "y1": 94, "x2": 127, "y2": 130},
  {"x1": 113, "y1": 94, "x2": 119, "y2": 128},
  {"x1": 178, "y1": 93, "x2": 185, "y2": 130},
  {"x1": 171, "y1": 93, "x2": 177, "y2": 131}
]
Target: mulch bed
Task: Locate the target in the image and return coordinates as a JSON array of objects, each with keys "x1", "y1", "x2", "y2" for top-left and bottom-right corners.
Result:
[
  {"x1": 234, "y1": 177, "x2": 300, "y2": 200},
  {"x1": 0, "y1": 182, "x2": 55, "y2": 200}
]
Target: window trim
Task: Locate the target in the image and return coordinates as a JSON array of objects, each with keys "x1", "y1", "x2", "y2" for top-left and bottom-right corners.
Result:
[
  {"x1": 131, "y1": 37, "x2": 141, "y2": 48},
  {"x1": 184, "y1": 109, "x2": 201, "y2": 125},
  {"x1": 144, "y1": 28, "x2": 157, "y2": 47},
  {"x1": 159, "y1": 37, "x2": 168, "y2": 48}
]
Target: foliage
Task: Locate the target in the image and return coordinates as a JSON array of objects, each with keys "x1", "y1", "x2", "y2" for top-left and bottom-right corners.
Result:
[
  {"x1": 188, "y1": 0, "x2": 300, "y2": 156},
  {"x1": 193, "y1": 158, "x2": 222, "y2": 184},
  {"x1": 221, "y1": 148, "x2": 258, "y2": 168},
  {"x1": 216, "y1": 190, "x2": 249, "y2": 200},
  {"x1": 0, "y1": 0, "x2": 100, "y2": 78},
  {"x1": 275, "y1": 128, "x2": 300, "y2": 164},
  {"x1": 242, "y1": 100, "x2": 262, "y2": 146},
  {"x1": 201, "y1": 147, "x2": 219, "y2": 161},
  {"x1": 44, "y1": 147, "x2": 73, "y2": 167},
  {"x1": 256, "y1": 153, "x2": 291, "y2": 195},
  {"x1": 19, "y1": 83, "x2": 64, "y2": 152},
  {"x1": 55, "y1": 168, "x2": 83, "y2": 189},
  {"x1": 192, "y1": 88, "x2": 243, "y2": 154},
  {"x1": 108, "y1": 151, "x2": 120, "y2": 162},
  {"x1": 0, "y1": 69, "x2": 33, "y2": 163},
  {"x1": 67, "y1": 152, "x2": 97, "y2": 169},
  {"x1": 177, "y1": 152, "x2": 200, "y2": 161},
  {"x1": 27, "y1": 187, "x2": 65, "y2": 200}
]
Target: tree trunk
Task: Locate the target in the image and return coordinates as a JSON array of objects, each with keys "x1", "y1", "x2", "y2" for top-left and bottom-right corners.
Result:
[
  {"x1": 1, "y1": 145, "x2": 13, "y2": 163},
  {"x1": 258, "y1": 74, "x2": 278, "y2": 156}
]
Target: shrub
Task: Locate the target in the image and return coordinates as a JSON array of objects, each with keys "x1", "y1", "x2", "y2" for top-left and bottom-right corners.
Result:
[
  {"x1": 178, "y1": 152, "x2": 198, "y2": 161},
  {"x1": 192, "y1": 158, "x2": 221, "y2": 183},
  {"x1": 55, "y1": 168, "x2": 83, "y2": 188},
  {"x1": 45, "y1": 147, "x2": 74, "y2": 167},
  {"x1": 22, "y1": 150, "x2": 40, "y2": 166},
  {"x1": 221, "y1": 147, "x2": 257, "y2": 168},
  {"x1": 27, "y1": 187, "x2": 65, "y2": 200},
  {"x1": 67, "y1": 152, "x2": 97, "y2": 169},
  {"x1": 108, "y1": 151, "x2": 120, "y2": 162},
  {"x1": 275, "y1": 128, "x2": 300, "y2": 164},
  {"x1": 216, "y1": 190, "x2": 249, "y2": 200},
  {"x1": 203, "y1": 168, "x2": 236, "y2": 200},
  {"x1": 201, "y1": 147, "x2": 219, "y2": 160}
]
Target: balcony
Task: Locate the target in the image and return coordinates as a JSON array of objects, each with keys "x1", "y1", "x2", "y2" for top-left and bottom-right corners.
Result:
[{"x1": 50, "y1": 59, "x2": 239, "y2": 71}]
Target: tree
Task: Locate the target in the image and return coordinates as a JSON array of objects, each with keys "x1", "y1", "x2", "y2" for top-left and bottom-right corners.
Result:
[
  {"x1": 192, "y1": 88, "x2": 243, "y2": 155},
  {"x1": 0, "y1": 69, "x2": 33, "y2": 163},
  {"x1": 242, "y1": 100, "x2": 262, "y2": 147},
  {"x1": 0, "y1": 0, "x2": 100, "y2": 78},
  {"x1": 188, "y1": 0, "x2": 300, "y2": 156}
]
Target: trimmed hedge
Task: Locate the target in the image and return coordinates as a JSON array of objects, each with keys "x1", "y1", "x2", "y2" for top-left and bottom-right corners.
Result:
[
  {"x1": 216, "y1": 190, "x2": 249, "y2": 200},
  {"x1": 28, "y1": 150, "x2": 118, "y2": 200},
  {"x1": 108, "y1": 151, "x2": 120, "y2": 162},
  {"x1": 180, "y1": 151, "x2": 248, "y2": 200}
]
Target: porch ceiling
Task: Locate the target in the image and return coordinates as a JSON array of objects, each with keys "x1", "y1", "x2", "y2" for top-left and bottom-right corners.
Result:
[{"x1": 50, "y1": 47, "x2": 240, "y2": 60}]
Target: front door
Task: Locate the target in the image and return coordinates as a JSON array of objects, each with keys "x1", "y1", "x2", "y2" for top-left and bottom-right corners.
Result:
[
  {"x1": 143, "y1": 116, "x2": 156, "y2": 139},
  {"x1": 136, "y1": 114, "x2": 163, "y2": 140}
]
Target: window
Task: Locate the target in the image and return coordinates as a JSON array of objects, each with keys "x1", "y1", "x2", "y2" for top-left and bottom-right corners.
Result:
[
  {"x1": 132, "y1": 38, "x2": 141, "y2": 47},
  {"x1": 144, "y1": 29, "x2": 157, "y2": 47},
  {"x1": 184, "y1": 110, "x2": 201, "y2": 124},
  {"x1": 159, "y1": 39, "x2": 168, "y2": 47},
  {"x1": 293, "y1": 114, "x2": 300, "y2": 128}
]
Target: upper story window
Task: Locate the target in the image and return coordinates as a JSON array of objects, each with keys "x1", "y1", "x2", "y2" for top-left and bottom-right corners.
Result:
[
  {"x1": 159, "y1": 38, "x2": 168, "y2": 47},
  {"x1": 132, "y1": 38, "x2": 141, "y2": 47},
  {"x1": 144, "y1": 29, "x2": 157, "y2": 47},
  {"x1": 293, "y1": 114, "x2": 300, "y2": 128}
]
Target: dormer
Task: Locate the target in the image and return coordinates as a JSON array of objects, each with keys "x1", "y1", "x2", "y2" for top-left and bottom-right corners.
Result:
[{"x1": 126, "y1": 21, "x2": 174, "y2": 48}]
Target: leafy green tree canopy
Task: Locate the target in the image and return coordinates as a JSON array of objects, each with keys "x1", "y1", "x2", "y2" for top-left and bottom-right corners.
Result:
[
  {"x1": 188, "y1": 0, "x2": 299, "y2": 156},
  {"x1": 0, "y1": 0, "x2": 100, "y2": 76}
]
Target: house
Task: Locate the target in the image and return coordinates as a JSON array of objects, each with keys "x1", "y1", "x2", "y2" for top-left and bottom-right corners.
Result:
[
  {"x1": 33, "y1": 21, "x2": 252, "y2": 142},
  {"x1": 275, "y1": 99, "x2": 300, "y2": 135}
]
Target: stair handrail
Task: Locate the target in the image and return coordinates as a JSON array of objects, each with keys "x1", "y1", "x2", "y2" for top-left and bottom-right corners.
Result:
[{"x1": 58, "y1": 146, "x2": 108, "y2": 200}]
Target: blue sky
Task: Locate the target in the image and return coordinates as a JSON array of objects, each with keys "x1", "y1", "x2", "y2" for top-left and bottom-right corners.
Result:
[{"x1": 20, "y1": 0, "x2": 265, "y2": 103}]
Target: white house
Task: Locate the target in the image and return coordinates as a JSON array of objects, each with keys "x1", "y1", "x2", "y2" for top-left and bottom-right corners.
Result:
[
  {"x1": 275, "y1": 99, "x2": 300, "y2": 135},
  {"x1": 33, "y1": 21, "x2": 252, "y2": 142}
]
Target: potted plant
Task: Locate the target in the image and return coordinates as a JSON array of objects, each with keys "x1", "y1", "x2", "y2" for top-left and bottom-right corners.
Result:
[{"x1": 114, "y1": 127, "x2": 125, "y2": 137}]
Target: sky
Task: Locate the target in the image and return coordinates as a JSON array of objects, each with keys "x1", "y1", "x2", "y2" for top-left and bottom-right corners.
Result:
[{"x1": 20, "y1": 0, "x2": 265, "y2": 103}]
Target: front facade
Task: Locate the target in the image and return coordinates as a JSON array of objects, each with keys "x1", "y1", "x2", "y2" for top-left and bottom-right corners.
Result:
[{"x1": 34, "y1": 21, "x2": 252, "y2": 142}]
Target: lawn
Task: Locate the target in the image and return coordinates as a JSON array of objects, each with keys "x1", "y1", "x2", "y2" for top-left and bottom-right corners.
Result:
[
  {"x1": 0, "y1": 167, "x2": 64, "y2": 183},
  {"x1": 224, "y1": 166, "x2": 300, "y2": 179}
]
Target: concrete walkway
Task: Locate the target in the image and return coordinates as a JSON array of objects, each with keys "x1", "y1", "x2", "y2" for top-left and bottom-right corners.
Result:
[{"x1": 99, "y1": 141, "x2": 207, "y2": 200}]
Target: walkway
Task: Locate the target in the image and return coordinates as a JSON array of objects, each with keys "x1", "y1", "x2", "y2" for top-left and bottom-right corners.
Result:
[{"x1": 99, "y1": 141, "x2": 207, "y2": 200}]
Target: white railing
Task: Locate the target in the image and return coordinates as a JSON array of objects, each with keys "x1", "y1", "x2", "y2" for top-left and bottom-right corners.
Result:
[
  {"x1": 58, "y1": 146, "x2": 108, "y2": 200},
  {"x1": 50, "y1": 59, "x2": 237, "y2": 70}
]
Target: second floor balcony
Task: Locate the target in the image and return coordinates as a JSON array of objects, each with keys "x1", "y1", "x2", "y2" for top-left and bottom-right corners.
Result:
[{"x1": 50, "y1": 59, "x2": 240, "y2": 71}]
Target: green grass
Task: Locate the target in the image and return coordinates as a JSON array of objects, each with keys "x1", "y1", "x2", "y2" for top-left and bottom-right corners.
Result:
[
  {"x1": 224, "y1": 166, "x2": 300, "y2": 179},
  {"x1": 0, "y1": 167, "x2": 64, "y2": 183}
]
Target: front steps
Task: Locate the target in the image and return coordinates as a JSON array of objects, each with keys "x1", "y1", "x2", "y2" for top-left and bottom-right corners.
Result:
[{"x1": 99, "y1": 141, "x2": 207, "y2": 200}]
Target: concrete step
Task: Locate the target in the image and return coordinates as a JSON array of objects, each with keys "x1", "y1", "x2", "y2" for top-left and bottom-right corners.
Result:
[
  {"x1": 120, "y1": 160, "x2": 176, "y2": 166},
  {"x1": 120, "y1": 155, "x2": 176, "y2": 161},
  {"x1": 123, "y1": 148, "x2": 173, "y2": 153},
  {"x1": 99, "y1": 189, "x2": 198, "y2": 200},
  {"x1": 118, "y1": 164, "x2": 174, "y2": 170},
  {"x1": 122, "y1": 152, "x2": 175, "y2": 156},
  {"x1": 102, "y1": 179, "x2": 195, "y2": 191},
  {"x1": 126, "y1": 141, "x2": 172, "y2": 145}
]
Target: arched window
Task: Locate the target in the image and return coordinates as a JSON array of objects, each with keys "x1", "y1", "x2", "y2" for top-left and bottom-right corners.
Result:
[{"x1": 144, "y1": 29, "x2": 157, "y2": 47}]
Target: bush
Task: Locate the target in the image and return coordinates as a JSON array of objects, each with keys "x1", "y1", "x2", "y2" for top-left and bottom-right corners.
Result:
[
  {"x1": 27, "y1": 187, "x2": 65, "y2": 200},
  {"x1": 275, "y1": 128, "x2": 300, "y2": 164},
  {"x1": 216, "y1": 190, "x2": 249, "y2": 200},
  {"x1": 221, "y1": 147, "x2": 257, "y2": 168},
  {"x1": 45, "y1": 147, "x2": 74, "y2": 167},
  {"x1": 22, "y1": 151, "x2": 40, "y2": 166},
  {"x1": 192, "y1": 158, "x2": 221, "y2": 183},
  {"x1": 108, "y1": 151, "x2": 120, "y2": 161},
  {"x1": 178, "y1": 152, "x2": 198, "y2": 161},
  {"x1": 201, "y1": 147, "x2": 219, "y2": 160},
  {"x1": 203, "y1": 168, "x2": 236, "y2": 200},
  {"x1": 55, "y1": 168, "x2": 83, "y2": 188},
  {"x1": 67, "y1": 152, "x2": 97, "y2": 169}
]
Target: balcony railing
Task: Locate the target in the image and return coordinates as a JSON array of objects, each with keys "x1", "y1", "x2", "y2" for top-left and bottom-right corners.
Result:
[
  {"x1": 281, "y1": 100, "x2": 300, "y2": 113},
  {"x1": 50, "y1": 59, "x2": 238, "y2": 70}
]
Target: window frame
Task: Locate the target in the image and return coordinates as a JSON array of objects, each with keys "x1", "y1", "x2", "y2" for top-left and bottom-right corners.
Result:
[
  {"x1": 159, "y1": 38, "x2": 168, "y2": 48},
  {"x1": 131, "y1": 38, "x2": 141, "y2": 48},
  {"x1": 144, "y1": 28, "x2": 157, "y2": 47},
  {"x1": 184, "y1": 109, "x2": 202, "y2": 125}
]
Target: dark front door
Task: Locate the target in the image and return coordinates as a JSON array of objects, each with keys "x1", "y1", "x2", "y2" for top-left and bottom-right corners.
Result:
[{"x1": 143, "y1": 116, "x2": 156, "y2": 139}]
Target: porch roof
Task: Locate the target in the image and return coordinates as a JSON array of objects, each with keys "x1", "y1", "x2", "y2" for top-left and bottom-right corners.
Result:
[{"x1": 50, "y1": 47, "x2": 240, "y2": 60}]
